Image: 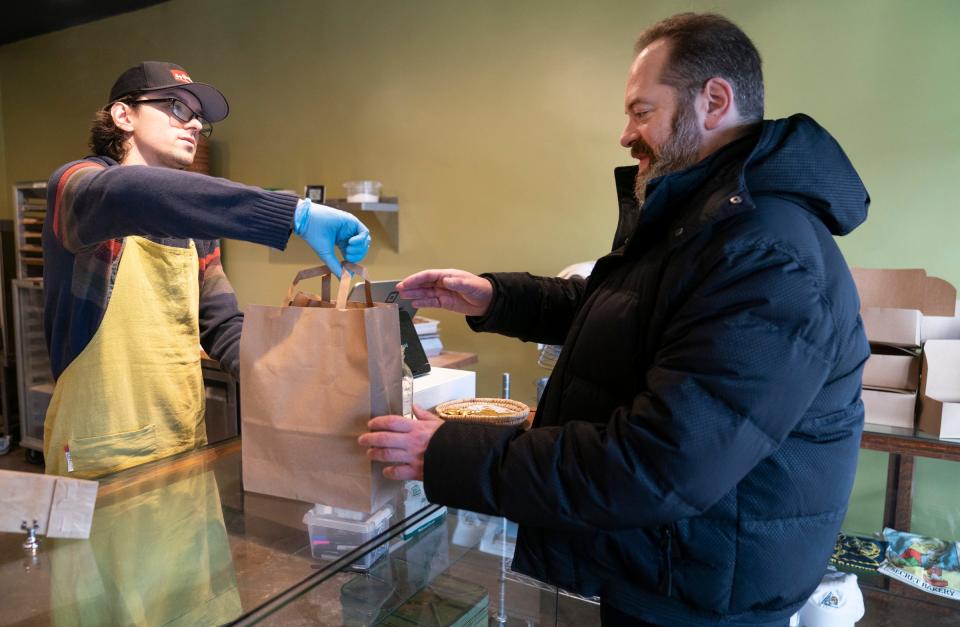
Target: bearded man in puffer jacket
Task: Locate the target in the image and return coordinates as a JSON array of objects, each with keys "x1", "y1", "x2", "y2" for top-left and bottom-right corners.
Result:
[{"x1": 361, "y1": 12, "x2": 870, "y2": 627}]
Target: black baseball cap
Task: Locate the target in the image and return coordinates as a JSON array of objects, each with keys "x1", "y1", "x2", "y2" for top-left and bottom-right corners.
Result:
[{"x1": 108, "y1": 61, "x2": 229, "y2": 123}]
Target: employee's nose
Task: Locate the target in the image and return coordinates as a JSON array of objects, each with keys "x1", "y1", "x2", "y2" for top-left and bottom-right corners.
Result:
[{"x1": 184, "y1": 117, "x2": 203, "y2": 132}]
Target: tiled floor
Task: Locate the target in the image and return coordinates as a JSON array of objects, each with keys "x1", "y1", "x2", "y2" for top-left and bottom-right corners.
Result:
[{"x1": 0, "y1": 444, "x2": 44, "y2": 474}]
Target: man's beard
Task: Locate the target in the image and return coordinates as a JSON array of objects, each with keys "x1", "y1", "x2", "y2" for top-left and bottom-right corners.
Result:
[{"x1": 632, "y1": 102, "x2": 703, "y2": 202}]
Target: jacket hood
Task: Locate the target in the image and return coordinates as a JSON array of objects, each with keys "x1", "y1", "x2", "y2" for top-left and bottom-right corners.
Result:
[
  {"x1": 743, "y1": 114, "x2": 869, "y2": 236},
  {"x1": 614, "y1": 114, "x2": 869, "y2": 241}
]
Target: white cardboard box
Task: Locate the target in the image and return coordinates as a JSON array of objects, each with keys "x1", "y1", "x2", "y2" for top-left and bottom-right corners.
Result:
[
  {"x1": 921, "y1": 313, "x2": 960, "y2": 342},
  {"x1": 852, "y1": 268, "x2": 956, "y2": 347},
  {"x1": 917, "y1": 398, "x2": 960, "y2": 439},
  {"x1": 861, "y1": 388, "x2": 917, "y2": 429},
  {"x1": 862, "y1": 347, "x2": 920, "y2": 391},
  {"x1": 412, "y1": 367, "x2": 476, "y2": 411},
  {"x1": 918, "y1": 340, "x2": 960, "y2": 438},
  {"x1": 861, "y1": 308, "x2": 923, "y2": 348}
]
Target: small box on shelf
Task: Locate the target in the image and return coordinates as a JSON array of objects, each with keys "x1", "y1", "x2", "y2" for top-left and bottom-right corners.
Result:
[
  {"x1": 862, "y1": 345, "x2": 920, "y2": 392},
  {"x1": 862, "y1": 388, "x2": 917, "y2": 430}
]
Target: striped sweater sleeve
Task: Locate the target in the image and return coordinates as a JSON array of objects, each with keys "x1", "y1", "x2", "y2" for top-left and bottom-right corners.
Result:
[{"x1": 48, "y1": 157, "x2": 297, "y2": 252}]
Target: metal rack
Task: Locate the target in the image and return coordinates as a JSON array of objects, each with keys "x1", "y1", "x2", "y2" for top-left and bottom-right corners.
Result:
[
  {"x1": 13, "y1": 181, "x2": 46, "y2": 279},
  {"x1": 12, "y1": 279, "x2": 52, "y2": 455},
  {"x1": 0, "y1": 220, "x2": 19, "y2": 441}
]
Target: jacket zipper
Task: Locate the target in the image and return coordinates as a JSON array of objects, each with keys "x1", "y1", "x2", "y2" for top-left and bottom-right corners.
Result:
[{"x1": 659, "y1": 524, "x2": 674, "y2": 597}]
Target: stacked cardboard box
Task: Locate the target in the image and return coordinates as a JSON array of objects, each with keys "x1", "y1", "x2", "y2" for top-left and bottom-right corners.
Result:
[
  {"x1": 853, "y1": 268, "x2": 960, "y2": 437},
  {"x1": 917, "y1": 341, "x2": 960, "y2": 438}
]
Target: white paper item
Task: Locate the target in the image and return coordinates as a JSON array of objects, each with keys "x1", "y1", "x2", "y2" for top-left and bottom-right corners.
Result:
[
  {"x1": 798, "y1": 570, "x2": 864, "y2": 627},
  {"x1": 0, "y1": 470, "x2": 98, "y2": 539},
  {"x1": 0, "y1": 471, "x2": 57, "y2": 535},
  {"x1": 411, "y1": 367, "x2": 476, "y2": 411},
  {"x1": 47, "y1": 476, "x2": 100, "y2": 538}
]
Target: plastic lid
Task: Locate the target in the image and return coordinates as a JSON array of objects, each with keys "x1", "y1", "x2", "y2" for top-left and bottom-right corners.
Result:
[
  {"x1": 310, "y1": 504, "x2": 364, "y2": 520},
  {"x1": 303, "y1": 503, "x2": 394, "y2": 529}
]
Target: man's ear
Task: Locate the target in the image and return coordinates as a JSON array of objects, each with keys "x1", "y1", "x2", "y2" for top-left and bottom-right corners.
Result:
[
  {"x1": 110, "y1": 101, "x2": 135, "y2": 132},
  {"x1": 700, "y1": 77, "x2": 735, "y2": 130}
]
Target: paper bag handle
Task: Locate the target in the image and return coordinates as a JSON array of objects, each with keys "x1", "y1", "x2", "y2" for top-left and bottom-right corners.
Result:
[
  {"x1": 284, "y1": 263, "x2": 372, "y2": 310},
  {"x1": 284, "y1": 266, "x2": 331, "y2": 305}
]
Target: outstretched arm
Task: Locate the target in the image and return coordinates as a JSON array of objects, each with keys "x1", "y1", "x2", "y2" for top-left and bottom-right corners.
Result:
[
  {"x1": 399, "y1": 268, "x2": 587, "y2": 346},
  {"x1": 48, "y1": 158, "x2": 297, "y2": 252}
]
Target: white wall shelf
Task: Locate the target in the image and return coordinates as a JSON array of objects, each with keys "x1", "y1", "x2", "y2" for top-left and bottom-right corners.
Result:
[{"x1": 324, "y1": 197, "x2": 399, "y2": 251}]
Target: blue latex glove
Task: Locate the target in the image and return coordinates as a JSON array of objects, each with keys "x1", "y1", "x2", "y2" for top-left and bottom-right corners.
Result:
[{"x1": 293, "y1": 199, "x2": 371, "y2": 277}]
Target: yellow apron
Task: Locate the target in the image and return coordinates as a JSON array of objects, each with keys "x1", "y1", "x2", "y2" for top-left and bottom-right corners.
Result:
[
  {"x1": 50, "y1": 469, "x2": 242, "y2": 626},
  {"x1": 44, "y1": 236, "x2": 206, "y2": 478}
]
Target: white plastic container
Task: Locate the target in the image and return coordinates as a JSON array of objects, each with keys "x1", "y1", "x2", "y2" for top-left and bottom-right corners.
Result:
[
  {"x1": 343, "y1": 180, "x2": 382, "y2": 203},
  {"x1": 303, "y1": 503, "x2": 393, "y2": 570}
]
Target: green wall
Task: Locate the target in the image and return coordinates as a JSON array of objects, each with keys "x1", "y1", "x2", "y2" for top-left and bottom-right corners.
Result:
[{"x1": 1, "y1": 0, "x2": 958, "y2": 538}]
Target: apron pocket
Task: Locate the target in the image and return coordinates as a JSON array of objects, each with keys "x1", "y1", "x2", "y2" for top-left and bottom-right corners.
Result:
[{"x1": 69, "y1": 424, "x2": 159, "y2": 478}]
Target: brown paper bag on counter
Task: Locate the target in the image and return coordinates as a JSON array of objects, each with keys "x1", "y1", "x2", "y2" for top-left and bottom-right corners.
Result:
[{"x1": 240, "y1": 263, "x2": 402, "y2": 513}]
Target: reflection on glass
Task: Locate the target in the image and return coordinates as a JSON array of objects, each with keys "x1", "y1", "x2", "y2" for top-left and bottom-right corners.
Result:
[
  {"x1": 263, "y1": 509, "x2": 602, "y2": 626},
  {"x1": 49, "y1": 468, "x2": 240, "y2": 626}
]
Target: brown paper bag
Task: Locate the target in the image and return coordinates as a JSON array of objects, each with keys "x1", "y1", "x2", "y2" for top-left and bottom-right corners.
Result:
[{"x1": 240, "y1": 263, "x2": 402, "y2": 513}]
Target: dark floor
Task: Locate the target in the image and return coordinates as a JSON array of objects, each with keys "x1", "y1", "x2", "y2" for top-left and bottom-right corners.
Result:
[{"x1": 0, "y1": 443, "x2": 43, "y2": 474}]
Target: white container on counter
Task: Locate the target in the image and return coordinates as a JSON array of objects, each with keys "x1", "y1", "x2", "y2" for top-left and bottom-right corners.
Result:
[{"x1": 303, "y1": 503, "x2": 393, "y2": 570}]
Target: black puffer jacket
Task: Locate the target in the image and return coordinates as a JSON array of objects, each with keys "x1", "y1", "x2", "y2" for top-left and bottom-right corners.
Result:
[{"x1": 424, "y1": 114, "x2": 870, "y2": 626}]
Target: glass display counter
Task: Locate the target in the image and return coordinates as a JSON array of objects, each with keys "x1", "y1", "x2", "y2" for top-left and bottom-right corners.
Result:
[
  {"x1": 3, "y1": 429, "x2": 958, "y2": 626},
  {"x1": 0, "y1": 439, "x2": 598, "y2": 626}
]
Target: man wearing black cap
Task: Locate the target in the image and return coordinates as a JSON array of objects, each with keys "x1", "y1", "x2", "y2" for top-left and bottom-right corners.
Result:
[{"x1": 42, "y1": 61, "x2": 369, "y2": 477}]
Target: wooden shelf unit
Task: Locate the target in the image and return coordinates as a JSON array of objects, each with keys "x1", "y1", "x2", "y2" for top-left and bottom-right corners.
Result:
[{"x1": 857, "y1": 425, "x2": 960, "y2": 610}]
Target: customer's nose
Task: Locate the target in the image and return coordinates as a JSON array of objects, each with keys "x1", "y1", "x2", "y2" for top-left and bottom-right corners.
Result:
[{"x1": 619, "y1": 122, "x2": 636, "y2": 148}]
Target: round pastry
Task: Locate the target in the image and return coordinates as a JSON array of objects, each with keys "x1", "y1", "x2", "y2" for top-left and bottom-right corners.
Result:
[{"x1": 434, "y1": 398, "x2": 530, "y2": 426}]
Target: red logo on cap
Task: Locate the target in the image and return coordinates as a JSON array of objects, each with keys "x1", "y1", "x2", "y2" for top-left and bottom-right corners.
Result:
[{"x1": 170, "y1": 69, "x2": 193, "y2": 84}]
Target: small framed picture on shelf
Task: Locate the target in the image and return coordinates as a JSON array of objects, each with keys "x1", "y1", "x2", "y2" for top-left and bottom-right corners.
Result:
[{"x1": 304, "y1": 185, "x2": 325, "y2": 203}]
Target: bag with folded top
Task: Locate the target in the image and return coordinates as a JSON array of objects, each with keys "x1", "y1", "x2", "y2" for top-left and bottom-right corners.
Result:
[{"x1": 240, "y1": 263, "x2": 402, "y2": 512}]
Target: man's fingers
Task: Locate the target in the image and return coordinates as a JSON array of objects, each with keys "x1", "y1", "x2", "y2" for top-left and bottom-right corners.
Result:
[
  {"x1": 367, "y1": 415, "x2": 414, "y2": 432},
  {"x1": 441, "y1": 276, "x2": 473, "y2": 292},
  {"x1": 410, "y1": 296, "x2": 443, "y2": 309},
  {"x1": 366, "y1": 447, "x2": 414, "y2": 464},
  {"x1": 358, "y1": 430, "x2": 412, "y2": 449},
  {"x1": 398, "y1": 270, "x2": 450, "y2": 291},
  {"x1": 400, "y1": 287, "x2": 443, "y2": 300},
  {"x1": 383, "y1": 464, "x2": 419, "y2": 481},
  {"x1": 412, "y1": 405, "x2": 441, "y2": 421}
]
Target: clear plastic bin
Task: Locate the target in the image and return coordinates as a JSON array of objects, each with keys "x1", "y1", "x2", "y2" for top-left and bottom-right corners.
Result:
[
  {"x1": 343, "y1": 180, "x2": 382, "y2": 203},
  {"x1": 303, "y1": 503, "x2": 393, "y2": 570}
]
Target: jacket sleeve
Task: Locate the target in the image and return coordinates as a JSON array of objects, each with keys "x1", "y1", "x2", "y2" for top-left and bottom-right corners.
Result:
[
  {"x1": 197, "y1": 241, "x2": 242, "y2": 379},
  {"x1": 424, "y1": 244, "x2": 838, "y2": 530},
  {"x1": 466, "y1": 272, "x2": 587, "y2": 346},
  {"x1": 48, "y1": 159, "x2": 297, "y2": 253}
]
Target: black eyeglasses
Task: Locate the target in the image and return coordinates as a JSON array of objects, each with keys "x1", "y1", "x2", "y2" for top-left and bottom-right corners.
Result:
[{"x1": 130, "y1": 97, "x2": 213, "y2": 138}]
